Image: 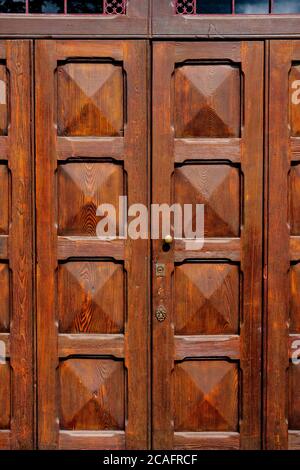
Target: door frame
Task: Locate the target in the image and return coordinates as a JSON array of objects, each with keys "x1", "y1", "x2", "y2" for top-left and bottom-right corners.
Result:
[{"x1": 2, "y1": 10, "x2": 300, "y2": 450}]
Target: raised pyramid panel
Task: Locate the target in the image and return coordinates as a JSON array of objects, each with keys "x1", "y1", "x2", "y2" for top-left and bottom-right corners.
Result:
[
  {"x1": 290, "y1": 262, "x2": 300, "y2": 333},
  {"x1": 0, "y1": 65, "x2": 7, "y2": 136},
  {"x1": 290, "y1": 164, "x2": 300, "y2": 236},
  {"x1": 0, "y1": 164, "x2": 9, "y2": 235},
  {"x1": 0, "y1": 361, "x2": 10, "y2": 429},
  {"x1": 57, "y1": 62, "x2": 124, "y2": 137},
  {"x1": 58, "y1": 162, "x2": 123, "y2": 236},
  {"x1": 173, "y1": 361, "x2": 239, "y2": 432},
  {"x1": 290, "y1": 65, "x2": 300, "y2": 137},
  {"x1": 289, "y1": 362, "x2": 300, "y2": 430},
  {"x1": 0, "y1": 263, "x2": 9, "y2": 333},
  {"x1": 58, "y1": 261, "x2": 124, "y2": 334},
  {"x1": 59, "y1": 358, "x2": 125, "y2": 430},
  {"x1": 175, "y1": 263, "x2": 240, "y2": 335},
  {"x1": 175, "y1": 164, "x2": 240, "y2": 237},
  {"x1": 174, "y1": 64, "x2": 241, "y2": 138}
]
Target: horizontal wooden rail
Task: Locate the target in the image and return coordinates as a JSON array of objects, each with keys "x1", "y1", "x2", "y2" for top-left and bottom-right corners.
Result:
[
  {"x1": 57, "y1": 136, "x2": 124, "y2": 161},
  {"x1": 59, "y1": 430, "x2": 125, "y2": 450},
  {"x1": 175, "y1": 138, "x2": 241, "y2": 164},
  {"x1": 57, "y1": 236, "x2": 125, "y2": 260},
  {"x1": 58, "y1": 334, "x2": 125, "y2": 359},
  {"x1": 174, "y1": 335, "x2": 240, "y2": 361},
  {"x1": 174, "y1": 432, "x2": 240, "y2": 450},
  {"x1": 0, "y1": 136, "x2": 8, "y2": 159},
  {"x1": 175, "y1": 238, "x2": 241, "y2": 262}
]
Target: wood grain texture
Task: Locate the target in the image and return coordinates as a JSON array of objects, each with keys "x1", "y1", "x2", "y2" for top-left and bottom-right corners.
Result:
[
  {"x1": 58, "y1": 261, "x2": 124, "y2": 334},
  {"x1": 58, "y1": 162, "x2": 123, "y2": 236},
  {"x1": 174, "y1": 138, "x2": 241, "y2": 164},
  {"x1": 266, "y1": 41, "x2": 292, "y2": 449},
  {"x1": 57, "y1": 237, "x2": 125, "y2": 260},
  {"x1": 174, "y1": 238, "x2": 241, "y2": 262},
  {"x1": 0, "y1": 263, "x2": 9, "y2": 332},
  {"x1": 58, "y1": 334, "x2": 124, "y2": 359},
  {"x1": 175, "y1": 264, "x2": 239, "y2": 335},
  {"x1": 58, "y1": 62, "x2": 124, "y2": 137},
  {"x1": 0, "y1": 64, "x2": 7, "y2": 136},
  {"x1": 57, "y1": 136, "x2": 124, "y2": 161},
  {"x1": 0, "y1": 0, "x2": 149, "y2": 37},
  {"x1": 0, "y1": 136, "x2": 8, "y2": 159},
  {"x1": 5, "y1": 40, "x2": 33, "y2": 450},
  {"x1": 173, "y1": 361, "x2": 239, "y2": 432},
  {"x1": 0, "y1": 165, "x2": 8, "y2": 234},
  {"x1": 175, "y1": 164, "x2": 240, "y2": 237},
  {"x1": 36, "y1": 40, "x2": 148, "y2": 450},
  {"x1": 174, "y1": 335, "x2": 240, "y2": 361},
  {"x1": 59, "y1": 358, "x2": 125, "y2": 431},
  {"x1": 174, "y1": 64, "x2": 240, "y2": 138},
  {"x1": 153, "y1": 41, "x2": 263, "y2": 450},
  {"x1": 59, "y1": 430, "x2": 125, "y2": 450},
  {"x1": 173, "y1": 432, "x2": 240, "y2": 450},
  {"x1": 152, "y1": 1, "x2": 300, "y2": 38}
]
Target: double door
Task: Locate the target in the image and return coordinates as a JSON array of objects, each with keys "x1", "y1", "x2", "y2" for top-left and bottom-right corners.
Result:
[{"x1": 0, "y1": 39, "x2": 298, "y2": 450}]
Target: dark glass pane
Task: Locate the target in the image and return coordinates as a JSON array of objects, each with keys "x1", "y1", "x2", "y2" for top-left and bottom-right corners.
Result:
[
  {"x1": 67, "y1": 0, "x2": 103, "y2": 14},
  {"x1": 196, "y1": 0, "x2": 232, "y2": 14},
  {"x1": 0, "y1": 0, "x2": 25, "y2": 12},
  {"x1": 273, "y1": 0, "x2": 300, "y2": 13},
  {"x1": 29, "y1": 0, "x2": 64, "y2": 13},
  {"x1": 235, "y1": 0, "x2": 270, "y2": 13}
]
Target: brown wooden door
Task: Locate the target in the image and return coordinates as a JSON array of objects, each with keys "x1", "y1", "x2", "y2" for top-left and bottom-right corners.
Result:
[
  {"x1": 0, "y1": 40, "x2": 33, "y2": 450},
  {"x1": 152, "y1": 41, "x2": 264, "y2": 450},
  {"x1": 267, "y1": 40, "x2": 300, "y2": 450},
  {"x1": 35, "y1": 40, "x2": 149, "y2": 450}
]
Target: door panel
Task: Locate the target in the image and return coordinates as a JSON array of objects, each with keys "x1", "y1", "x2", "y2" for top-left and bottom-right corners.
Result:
[
  {"x1": 35, "y1": 40, "x2": 149, "y2": 450},
  {"x1": 0, "y1": 41, "x2": 33, "y2": 449},
  {"x1": 152, "y1": 41, "x2": 264, "y2": 450},
  {"x1": 267, "y1": 40, "x2": 300, "y2": 450}
]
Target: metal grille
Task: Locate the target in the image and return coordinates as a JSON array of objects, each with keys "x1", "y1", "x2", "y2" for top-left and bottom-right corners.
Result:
[
  {"x1": 176, "y1": 0, "x2": 300, "y2": 14},
  {"x1": 0, "y1": 0, "x2": 127, "y2": 14}
]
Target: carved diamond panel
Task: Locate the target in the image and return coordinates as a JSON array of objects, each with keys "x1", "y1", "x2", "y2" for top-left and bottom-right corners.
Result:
[
  {"x1": 58, "y1": 261, "x2": 124, "y2": 334},
  {"x1": 0, "y1": 264, "x2": 9, "y2": 333},
  {"x1": 60, "y1": 358, "x2": 124, "y2": 430},
  {"x1": 0, "y1": 65, "x2": 7, "y2": 136},
  {"x1": 0, "y1": 362, "x2": 10, "y2": 429},
  {"x1": 175, "y1": 164, "x2": 240, "y2": 237},
  {"x1": 58, "y1": 162, "x2": 123, "y2": 236},
  {"x1": 0, "y1": 164, "x2": 9, "y2": 235},
  {"x1": 289, "y1": 362, "x2": 300, "y2": 430},
  {"x1": 290, "y1": 164, "x2": 300, "y2": 235},
  {"x1": 58, "y1": 63, "x2": 124, "y2": 137},
  {"x1": 174, "y1": 361, "x2": 239, "y2": 432},
  {"x1": 290, "y1": 65, "x2": 300, "y2": 137},
  {"x1": 175, "y1": 263, "x2": 239, "y2": 335},
  {"x1": 174, "y1": 64, "x2": 240, "y2": 138}
]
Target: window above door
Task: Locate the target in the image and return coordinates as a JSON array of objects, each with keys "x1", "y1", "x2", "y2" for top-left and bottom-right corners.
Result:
[
  {"x1": 0, "y1": 0, "x2": 126, "y2": 14},
  {"x1": 176, "y1": 0, "x2": 300, "y2": 14}
]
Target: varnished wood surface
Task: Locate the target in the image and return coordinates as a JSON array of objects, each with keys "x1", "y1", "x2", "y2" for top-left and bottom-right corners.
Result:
[
  {"x1": 0, "y1": 34, "x2": 296, "y2": 450},
  {"x1": 0, "y1": 41, "x2": 33, "y2": 450},
  {"x1": 267, "y1": 41, "x2": 293, "y2": 450},
  {"x1": 153, "y1": 41, "x2": 263, "y2": 450},
  {"x1": 36, "y1": 40, "x2": 149, "y2": 450}
]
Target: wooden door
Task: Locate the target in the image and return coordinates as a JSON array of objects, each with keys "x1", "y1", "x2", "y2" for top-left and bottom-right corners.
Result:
[
  {"x1": 0, "y1": 41, "x2": 33, "y2": 450},
  {"x1": 35, "y1": 40, "x2": 149, "y2": 450},
  {"x1": 152, "y1": 41, "x2": 264, "y2": 450},
  {"x1": 267, "y1": 40, "x2": 300, "y2": 450}
]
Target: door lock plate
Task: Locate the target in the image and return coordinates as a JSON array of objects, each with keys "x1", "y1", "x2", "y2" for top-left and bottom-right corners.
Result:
[
  {"x1": 156, "y1": 305, "x2": 167, "y2": 322},
  {"x1": 155, "y1": 263, "x2": 166, "y2": 277}
]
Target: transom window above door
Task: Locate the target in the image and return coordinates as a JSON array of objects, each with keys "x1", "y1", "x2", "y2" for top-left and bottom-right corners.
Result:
[
  {"x1": 0, "y1": 0, "x2": 126, "y2": 14},
  {"x1": 176, "y1": 0, "x2": 300, "y2": 14}
]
